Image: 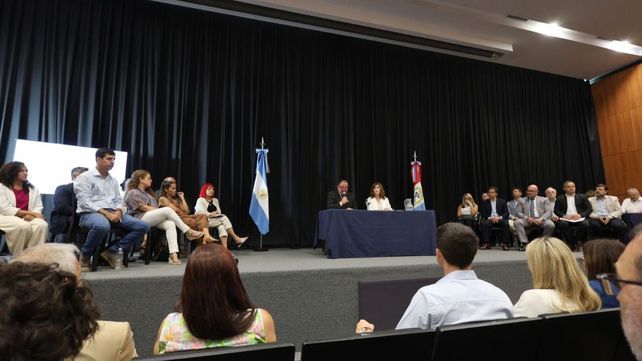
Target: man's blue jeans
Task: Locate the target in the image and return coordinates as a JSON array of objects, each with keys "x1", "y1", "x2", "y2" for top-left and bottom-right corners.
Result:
[{"x1": 79, "y1": 212, "x2": 149, "y2": 256}]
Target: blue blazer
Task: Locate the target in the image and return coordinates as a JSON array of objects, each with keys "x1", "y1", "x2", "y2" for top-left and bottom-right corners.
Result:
[{"x1": 480, "y1": 198, "x2": 509, "y2": 220}]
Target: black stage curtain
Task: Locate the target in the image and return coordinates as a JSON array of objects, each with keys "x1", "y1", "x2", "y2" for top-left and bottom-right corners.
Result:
[{"x1": 0, "y1": 0, "x2": 604, "y2": 246}]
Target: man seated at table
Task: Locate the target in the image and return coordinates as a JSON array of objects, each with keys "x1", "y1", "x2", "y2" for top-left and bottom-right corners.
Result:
[
  {"x1": 355, "y1": 222, "x2": 513, "y2": 332},
  {"x1": 327, "y1": 179, "x2": 357, "y2": 209}
]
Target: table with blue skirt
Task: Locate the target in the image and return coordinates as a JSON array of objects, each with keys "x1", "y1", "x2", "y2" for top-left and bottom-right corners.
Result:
[{"x1": 314, "y1": 209, "x2": 437, "y2": 259}]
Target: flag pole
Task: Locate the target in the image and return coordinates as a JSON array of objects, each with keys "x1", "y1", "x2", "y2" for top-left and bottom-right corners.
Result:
[{"x1": 254, "y1": 137, "x2": 269, "y2": 252}]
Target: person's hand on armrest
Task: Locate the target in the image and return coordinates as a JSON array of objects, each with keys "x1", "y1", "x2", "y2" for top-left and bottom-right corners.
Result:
[{"x1": 355, "y1": 319, "x2": 375, "y2": 334}]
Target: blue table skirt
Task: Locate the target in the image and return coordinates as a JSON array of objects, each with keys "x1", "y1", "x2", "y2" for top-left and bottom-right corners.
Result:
[{"x1": 314, "y1": 209, "x2": 437, "y2": 259}]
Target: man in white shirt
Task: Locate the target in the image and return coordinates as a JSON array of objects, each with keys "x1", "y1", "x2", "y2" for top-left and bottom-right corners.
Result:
[
  {"x1": 554, "y1": 181, "x2": 592, "y2": 251},
  {"x1": 622, "y1": 188, "x2": 642, "y2": 214},
  {"x1": 588, "y1": 184, "x2": 627, "y2": 239},
  {"x1": 355, "y1": 222, "x2": 513, "y2": 333}
]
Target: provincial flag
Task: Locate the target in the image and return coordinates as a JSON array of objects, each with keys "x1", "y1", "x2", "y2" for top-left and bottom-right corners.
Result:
[{"x1": 411, "y1": 159, "x2": 426, "y2": 211}]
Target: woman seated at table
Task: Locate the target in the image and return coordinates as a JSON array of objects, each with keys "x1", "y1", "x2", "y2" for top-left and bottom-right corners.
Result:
[
  {"x1": 154, "y1": 243, "x2": 276, "y2": 354},
  {"x1": 513, "y1": 237, "x2": 601, "y2": 317},
  {"x1": 583, "y1": 239, "x2": 624, "y2": 308},
  {"x1": 366, "y1": 182, "x2": 393, "y2": 211},
  {"x1": 195, "y1": 183, "x2": 248, "y2": 249},
  {"x1": 456, "y1": 193, "x2": 479, "y2": 229},
  {"x1": 158, "y1": 180, "x2": 216, "y2": 245},
  {"x1": 124, "y1": 170, "x2": 204, "y2": 265}
]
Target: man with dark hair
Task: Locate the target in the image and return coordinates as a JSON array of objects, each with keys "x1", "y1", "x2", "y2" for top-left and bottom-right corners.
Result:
[
  {"x1": 588, "y1": 184, "x2": 627, "y2": 239},
  {"x1": 74, "y1": 147, "x2": 149, "y2": 271},
  {"x1": 479, "y1": 186, "x2": 510, "y2": 250},
  {"x1": 554, "y1": 180, "x2": 592, "y2": 251},
  {"x1": 326, "y1": 179, "x2": 357, "y2": 209},
  {"x1": 50, "y1": 166, "x2": 88, "y2": 243},
  {"x1": 616, "y1": 232, "x2": 642, "y2": 360},
  {"x1": 356, "y1": 222, "x2": 513, "y2": 332}
]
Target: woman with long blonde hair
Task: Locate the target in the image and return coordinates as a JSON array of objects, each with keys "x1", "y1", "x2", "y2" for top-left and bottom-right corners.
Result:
[
  {"x1": 514, "y1": 237, "x2": 601, "y2": 317},
  {"x1": 456, "y1": 193, "x2": 479, "y2": 230}
]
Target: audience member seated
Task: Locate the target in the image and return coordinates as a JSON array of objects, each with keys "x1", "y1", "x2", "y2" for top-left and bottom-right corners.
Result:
[
  {"x1": 366, "y1": 182, "x2": 393, "y2": 211},
  {"x1": 622, "y1": 187, "x2": 642, "y2": 214},
  {"x1": 583, "y1": 239, "x2": 624, "y2": 308},
  {"x1": 514, "y1": 184, "x2": 555, "y2": 251},
  {"x1": 74, "y1": 148, "x2": 149, "y2": 271},
  {"x1": 0, "y1": 161, "x2": 48, "y2": 256},
  {"x1": 50, "y1": 167, "x2": 88, "y2": 243},
  {"x1": 615, "y1": 229, "x2": 642, "y2": 361},
  {"x1": 355, "y1": 222, "x2": 513, "y2": 333},
  {"x1": 554, "y1": 180, "x2": 592, "y2": 251},
  {"x1": 159, "y1": 180, "x2": 216, "y2": 245},
  {"x1": 154, "y1": 243, "x2": 276, "y2": 354},
  {"x1": 194, "y1": 183, "x2": 248, "y2": 249},
  {"x1": 544, "y1": 187, "x2": 560, "y2": 222},
  {"x1": 513, "y1": 237, "x2": 601, "y2": 317},
  {"x1": 0, "y1": 262, "x2": 100, "y2": 361},
  {"x1": 479, "y1": 186, "x2": 510, "y2": 250},
  {"x1": 11, "y1": 243, "x2": 138, "y2": 361},
  {"x1": 588, "y1": 183, "x2": 627, "y2": 239},
  {"x1": 124, "y1": 170, "x2": 204, "y2": 265},
  {"x1": 480, "y1": 192, "x2": 489, "y2": 202},
  {"x1": 456, "y1": 193, "x2": 478, "y2": 229},
  {"x1": 155, "y1": 176, "x2": 175, "y2": 198},
  {"x1": 326, "y1": 179, "x2": 357, "y2": 209}
]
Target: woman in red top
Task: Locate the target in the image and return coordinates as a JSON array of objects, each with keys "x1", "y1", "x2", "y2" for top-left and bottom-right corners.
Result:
[{"x1": 0, "y1": 161, "x2": 48, "y2": 256}]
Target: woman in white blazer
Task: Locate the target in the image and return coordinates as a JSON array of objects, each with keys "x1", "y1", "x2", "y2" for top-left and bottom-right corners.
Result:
[
  {"x1": 366, "y1": 182, "x2": 393, "y2": 211},
  {"x1": 0, "y1": 161, "x2": 47, "y2": 255},
  {"x1": 194, "y1": 183, "x2": 247, "y2": 249}
]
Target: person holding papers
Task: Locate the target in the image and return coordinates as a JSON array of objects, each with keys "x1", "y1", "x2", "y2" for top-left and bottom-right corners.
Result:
[
  {"x1": 554, "y1": 181, "x2": 592, "y2": 251},
  {"x1": 195, "y1": 183, "x2": 248, "y2": 249},
  {"x1": 366, "y1": 182, "x2": 393, "y2": 211}
]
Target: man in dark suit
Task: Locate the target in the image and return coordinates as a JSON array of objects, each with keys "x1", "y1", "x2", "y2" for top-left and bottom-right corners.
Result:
[
  {"x1": 479, "y1": 186, "x2": 510, "y2": 250},
  {"x1": 327, "y1": 179, "x2": 357, "y2": 209},
  {"x1": 50, "y1": 167, "x2": 88, "y2": 243},
  {"x1": 554, "y1": 180, "x2": 592, "y2": 251}
]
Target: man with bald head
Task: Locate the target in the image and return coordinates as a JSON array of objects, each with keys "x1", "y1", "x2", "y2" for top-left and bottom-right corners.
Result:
[
  {"x1": 616, "y1": 229, "x2": 642, "y2": 360},
  {"x1": 514, "y1": 185, "x2": 554, "y2": 251},
  {"x1": 622, "y1": 188, "x2": 642, "y2": 214}
]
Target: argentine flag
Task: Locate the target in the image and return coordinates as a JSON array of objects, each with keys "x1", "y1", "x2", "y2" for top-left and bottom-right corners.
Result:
[{"x1": 249, "y1": 148, "x2": 269, "y2": 235}]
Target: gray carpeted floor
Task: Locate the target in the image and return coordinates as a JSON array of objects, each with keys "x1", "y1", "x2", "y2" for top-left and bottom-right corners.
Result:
[{"x1": 84, "y1": 247, "x2": 579, "y2": 357}]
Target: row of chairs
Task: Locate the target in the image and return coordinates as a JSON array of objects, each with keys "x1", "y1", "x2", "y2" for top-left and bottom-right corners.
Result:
[{"x1": 137, "y1": 308, "x2": 635, "y2": 361}]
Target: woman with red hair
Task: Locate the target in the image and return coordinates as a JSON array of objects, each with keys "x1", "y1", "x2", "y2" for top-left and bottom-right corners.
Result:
[{"x1": 194, "y1": 183, "x2": 248, "y2": 249}]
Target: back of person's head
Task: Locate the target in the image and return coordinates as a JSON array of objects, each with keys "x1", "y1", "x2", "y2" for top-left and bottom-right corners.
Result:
[
  {"x1": 95, "y1": 147, "x2": 115, "y2": 160},
  {"x1": 11, "y1": 243, "x2": 80, "y2": 276},
  {"x1": 526, "y1": 237, "x2": 601, "y2": 312},
  {"x1": 582, "y1": 239, "x2": 625, "y2": 280},
  {"x1": 179, "y1": 243, "x2": 255, "y2": 340},
  {"x1": 0, "y1": 262, "x2": 100, "y2": 361},
  {"x1": 436, "y1": 222, "x2": 479, "y2": 269}
]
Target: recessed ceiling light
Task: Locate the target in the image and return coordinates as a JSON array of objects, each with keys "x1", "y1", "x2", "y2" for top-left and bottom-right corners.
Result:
[{"x1": 528, "y1": 21, "x2": 565, "y2": 37}]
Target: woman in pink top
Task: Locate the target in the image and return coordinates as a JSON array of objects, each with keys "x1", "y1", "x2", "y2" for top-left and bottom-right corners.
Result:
[{"x1": 154, "y1": 243, "x2": 276, "y2": 354}]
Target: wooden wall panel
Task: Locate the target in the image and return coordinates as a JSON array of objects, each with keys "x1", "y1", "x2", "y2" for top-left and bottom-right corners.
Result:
[{"x1": 592, "y1": 63, "x2": 642, "y2": 201}]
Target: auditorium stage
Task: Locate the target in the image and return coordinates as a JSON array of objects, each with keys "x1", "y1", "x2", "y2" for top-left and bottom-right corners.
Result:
[{"x1": 83, "y1": 248, "x2": 565, "y2": 357}]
